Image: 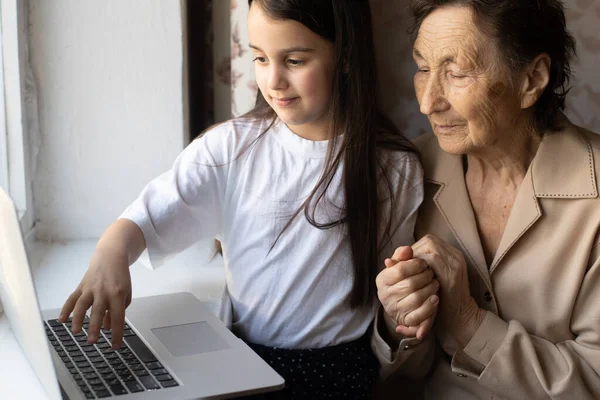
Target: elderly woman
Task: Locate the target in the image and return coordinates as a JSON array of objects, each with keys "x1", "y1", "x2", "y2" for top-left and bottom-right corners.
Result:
[{"x1": 372, "y1": 0, "x2": 600, "y2": 399}]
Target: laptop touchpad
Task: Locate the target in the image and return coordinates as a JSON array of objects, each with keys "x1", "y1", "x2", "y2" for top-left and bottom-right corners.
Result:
[{"x1": 151, "y1": 322, "x2": 231, "y2": 357}]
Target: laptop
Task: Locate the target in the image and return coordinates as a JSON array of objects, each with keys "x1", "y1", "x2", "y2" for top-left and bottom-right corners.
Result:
[{"x1": 0, "y1": 187, "x2": 284, "y2": 399}]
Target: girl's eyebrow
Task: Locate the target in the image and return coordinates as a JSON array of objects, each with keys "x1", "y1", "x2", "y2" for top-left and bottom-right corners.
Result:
[{"x1": 249, "y1": 44, "x2": 315, "y2": 53}]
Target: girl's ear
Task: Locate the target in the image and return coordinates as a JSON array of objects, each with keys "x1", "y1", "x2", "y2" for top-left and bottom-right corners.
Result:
[{"x1": 520, "y1": 53, "x2": 551, "y2": 110}]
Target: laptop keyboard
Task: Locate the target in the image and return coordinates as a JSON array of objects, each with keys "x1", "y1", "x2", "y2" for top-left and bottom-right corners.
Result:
[{"x1": 44, "y1": 316, "x2": 179, "y2": 399}]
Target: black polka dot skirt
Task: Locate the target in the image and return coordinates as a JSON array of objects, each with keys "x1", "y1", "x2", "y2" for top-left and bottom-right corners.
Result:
[{"x1": 238, "y1": 333, "x2": 380, "y2": 400}]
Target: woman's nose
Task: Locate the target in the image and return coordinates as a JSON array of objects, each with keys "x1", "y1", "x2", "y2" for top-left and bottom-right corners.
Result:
[{"x1": 419, "y1": 76, "x2": 449, "y2": 115}]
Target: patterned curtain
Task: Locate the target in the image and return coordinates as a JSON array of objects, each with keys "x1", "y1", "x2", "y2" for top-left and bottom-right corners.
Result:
[{"x1": 221, "y1": 0, "x2": 600, "y2": 135}]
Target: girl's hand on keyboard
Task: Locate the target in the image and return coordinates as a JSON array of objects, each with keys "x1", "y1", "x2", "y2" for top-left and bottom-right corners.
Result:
[{"x1": 59, "y1": 247, "x2": 132, "y2": 349}]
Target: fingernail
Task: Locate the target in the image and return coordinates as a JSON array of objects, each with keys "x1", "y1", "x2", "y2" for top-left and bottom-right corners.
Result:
[{"x1": 430, "y1": 296, "x2": 439, "y2": 304}]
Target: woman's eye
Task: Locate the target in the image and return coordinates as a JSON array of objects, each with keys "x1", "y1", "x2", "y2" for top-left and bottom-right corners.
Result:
[
  {"x1": 252, "y1": 56, "x2": 267, "y2": 64},
  {"x1": 287, "y1": 59, "x2": 305, "y2": 66},
  {"x1": 449, "y1": 73, "x2": 466, "y2": 79},
  {"x1": 417, "y1": 68, "x2": 430, "y2": 74}
]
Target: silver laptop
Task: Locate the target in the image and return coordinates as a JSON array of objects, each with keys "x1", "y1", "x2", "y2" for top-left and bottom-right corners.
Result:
[{"x1": 0, "y1": 188, "x2": 284, "y2": 399}]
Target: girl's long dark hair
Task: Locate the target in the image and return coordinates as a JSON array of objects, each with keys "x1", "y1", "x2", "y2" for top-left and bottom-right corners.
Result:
[{"x1": 247, "y1": 0, "x2": 416, "y2": 308}]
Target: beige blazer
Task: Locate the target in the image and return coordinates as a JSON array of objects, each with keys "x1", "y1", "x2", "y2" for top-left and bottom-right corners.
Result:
[{"x1": 373, "y1": 120, "x2": 600, "y2": 399}]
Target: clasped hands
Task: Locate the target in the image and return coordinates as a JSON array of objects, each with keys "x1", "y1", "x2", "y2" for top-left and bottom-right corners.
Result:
[{"x1": 377, "y1": 234, "x2": 485, "y2": 345}]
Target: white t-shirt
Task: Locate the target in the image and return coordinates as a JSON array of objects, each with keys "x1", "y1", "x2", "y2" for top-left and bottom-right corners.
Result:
[{"x1": 120, "y1": 118, "x2": 423, "y2": 349}]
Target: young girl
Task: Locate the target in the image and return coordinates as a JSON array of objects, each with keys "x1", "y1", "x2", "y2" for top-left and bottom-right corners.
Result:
[{"x1": 60, "y1": 0, "x2": 424, "y2": 397}]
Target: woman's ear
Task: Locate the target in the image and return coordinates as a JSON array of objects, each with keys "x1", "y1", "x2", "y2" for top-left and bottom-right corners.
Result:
[{"x1": 520, "y1": 53, "x2": 551, "y2": 110}]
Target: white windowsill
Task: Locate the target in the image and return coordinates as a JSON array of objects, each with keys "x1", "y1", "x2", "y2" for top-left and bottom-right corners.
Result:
[{"x1": 28, "y1": 239, "x2": 229, "y2": 318}]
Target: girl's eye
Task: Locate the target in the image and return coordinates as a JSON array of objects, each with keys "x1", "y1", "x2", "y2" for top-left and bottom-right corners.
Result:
[
  {"x1": 287, "y1": 59, "x2": 304, "y2": 66},
  {"x1": 252, "y1": 56, "x2": 267, "y2": 64}
]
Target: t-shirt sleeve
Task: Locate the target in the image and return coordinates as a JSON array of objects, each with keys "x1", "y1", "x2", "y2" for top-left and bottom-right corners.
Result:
[{"x1": 120, "y1": 125, "x2": 231, "y2": 268}]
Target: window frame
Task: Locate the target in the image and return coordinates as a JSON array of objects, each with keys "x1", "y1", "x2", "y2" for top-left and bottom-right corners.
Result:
[{"x1": 1, "y1": 0, "x2": 34, "y2": 232}]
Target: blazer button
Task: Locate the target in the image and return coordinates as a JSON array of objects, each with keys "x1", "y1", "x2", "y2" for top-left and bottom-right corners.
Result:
[
  {"x1": 456, "y1": 373, "x2": 467, "y2": 378},
  {"x1": 484, "y1": 291, "x2": 493, "y2": 302}
]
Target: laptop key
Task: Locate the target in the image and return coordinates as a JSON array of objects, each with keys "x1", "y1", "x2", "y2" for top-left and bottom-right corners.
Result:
[
  {"x1": 47, "y1": 319, "x2": 62, "y2": 327},
  {"x1": 83, "y1": 373, "x2": 99, "y2": 380},
  {"x1": 125, "y1": 380, "x2": 145, "y2": 393},
  {"x1": 156, "y1": 374, "x2": 173, "y2": 381},
  {"x1": 138, "y1": 375, "x2": 160, "y2": 390},
  {"x1": 125, "y1": 336, "x2": 157, "y2": 363},
  {"x1": 161, "y1": 379, "x2": 179, "y2": 388},
  {"x1": 106, "y1": 378, "x2": 120, "y2": 386},
  {"x1": 68, "y1": 368, "x2": 79, "y2": 375},
  {"x1": 95, "y1": 389, "x2": 111, "y2": 398},
  {"x1": 84, "y1": 393, "x2": 95, "y2": 399},
  {"x1": 76, "y1": 379, "x2": 88, "y2": 387},
  {"x1": 129, "y1": 363, "x2": 144, "y2": 371},
  {"x1": 145, "y1": 362, "x2": 163, "y2": 370},
  {"x1": 133, "y1": 369, "x2": 149, "y2": 377},
  {"x1": 80, "y1": 367, "x2": 95, "y2": 374},
  {"x1": 109, "y1": 383, "x2": 128, "y2": 395},
  {"x1": 121, "y1": 374, "x2": 136, "y2": 382},
  {"x1": 151, "y1": 368, "x2": 168, "y2": 376},
  {"x1": 88, "y1": 378, "x2": 104, "y2": 386}
]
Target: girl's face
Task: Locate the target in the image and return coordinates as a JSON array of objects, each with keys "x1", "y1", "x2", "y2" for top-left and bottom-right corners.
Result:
[{"x1": 248, "y1": 4, "x2": 336, "y2": 141}]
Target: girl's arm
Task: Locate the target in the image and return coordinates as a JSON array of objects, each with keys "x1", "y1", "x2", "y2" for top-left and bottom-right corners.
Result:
[{"x1": 59, "y1": 218, "x2": 146, "y2": 349}]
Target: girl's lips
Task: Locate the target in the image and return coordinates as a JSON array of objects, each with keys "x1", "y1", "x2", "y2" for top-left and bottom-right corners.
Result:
[{"x1": 272, "y1": 97, "x2": 299, "y2": 107}]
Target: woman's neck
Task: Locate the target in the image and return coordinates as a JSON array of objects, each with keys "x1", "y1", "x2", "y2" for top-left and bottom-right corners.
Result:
[{"x1": 465, "y1": 127, "x2": 542, "y2": 189}]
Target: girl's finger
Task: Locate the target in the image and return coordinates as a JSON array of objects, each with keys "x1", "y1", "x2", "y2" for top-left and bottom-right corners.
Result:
[
  {"x1": 403, "y1": 294, "x2": 439, "y2": 329},
  {"x1": 395, "y1": 324, "x2": 419, "y2": 337},
  {"x1": 87, "y1": 298, "x2": 108, "y2": 343},
  {"x1": 59, "y1": 289, "x2": 82, "y2": 323},
  {"x1": 70, "y1": 292, "x2": 94, "y2": 334},
  {"x1": 108, "y1": 298, "x2": 127, "y2": 349},
  {"x1": 103, "y1": 310, "x2": 112, "y2": 331},
  {"x1": 378, "y1": 258, "x2": 429, "y2": 286}
]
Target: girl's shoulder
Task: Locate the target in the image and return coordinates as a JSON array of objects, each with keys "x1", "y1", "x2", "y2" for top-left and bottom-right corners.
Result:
[
  {"x1": 186, "y1": 117, "x2": 271, "y2": 161},
  {"x1": 377, "y1": 147, "x2": 424, "y2": 191}
]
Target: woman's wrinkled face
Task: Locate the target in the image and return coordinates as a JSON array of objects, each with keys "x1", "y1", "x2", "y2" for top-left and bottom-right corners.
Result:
[{"x1": 413, "y1": 6, "x2": 523, "y2": 155}]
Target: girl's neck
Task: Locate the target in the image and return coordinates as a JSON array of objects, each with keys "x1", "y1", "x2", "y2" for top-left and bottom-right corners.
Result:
[{"x1": 283, "y1": 116, "x2": 333, "y2": 142}]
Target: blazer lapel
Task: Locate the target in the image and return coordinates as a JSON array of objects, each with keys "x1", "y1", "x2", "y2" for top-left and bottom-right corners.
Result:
[
  {"x1": 490, "y1": 120, "x2": 597, "y2": 274},
  {"x1": 489, "y1": 167, "x2": 541, "y2": 274}
]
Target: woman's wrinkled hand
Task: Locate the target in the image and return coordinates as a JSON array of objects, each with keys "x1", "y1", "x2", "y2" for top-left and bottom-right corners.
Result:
[
  {"x1": 376, "y1": 246, "x2": 440, "y2": 341},
  {"x1": 412, "y1": 234, "x2": 485, "y2": 348}
]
